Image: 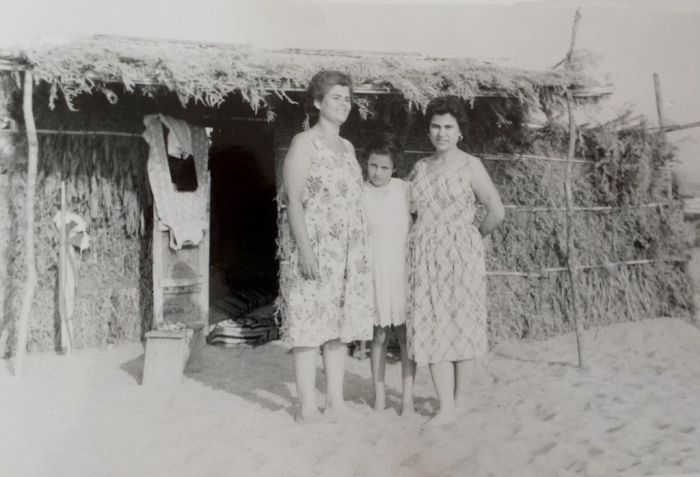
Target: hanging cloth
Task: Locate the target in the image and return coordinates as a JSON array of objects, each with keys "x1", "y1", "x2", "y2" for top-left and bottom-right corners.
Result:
[
  {"x1": 53, "y1": 210, "x2": 91, "y2": 350},
  {"x1": 143, "y1": 114, "x2": 209, "y2": 250}
]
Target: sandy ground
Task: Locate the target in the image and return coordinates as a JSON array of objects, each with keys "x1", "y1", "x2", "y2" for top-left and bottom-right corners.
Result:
[{"x1": 1, "y1": 317, "x2": 700, "y2": 477}]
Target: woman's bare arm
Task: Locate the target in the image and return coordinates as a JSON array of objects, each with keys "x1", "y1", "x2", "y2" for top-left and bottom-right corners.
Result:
[
  {"x1": 283, "y1": 134, "x2": 320, "y2": 280},
  {"x1": 468, "y1": 156, "x2": 505, "y2": 238}
]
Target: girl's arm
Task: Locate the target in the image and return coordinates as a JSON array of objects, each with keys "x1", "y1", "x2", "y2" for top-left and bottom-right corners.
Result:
[
  {"x1": 283, "y1": 134, "x2": 319, "y2": 280},
  {"x1": 468, "y1": 156, "x2": 505, "y2": 238}
]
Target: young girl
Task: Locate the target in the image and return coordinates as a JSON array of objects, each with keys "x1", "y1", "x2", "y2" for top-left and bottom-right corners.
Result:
[{"x1": 362, "y1": 133, "x2": 416, "y2": 415}]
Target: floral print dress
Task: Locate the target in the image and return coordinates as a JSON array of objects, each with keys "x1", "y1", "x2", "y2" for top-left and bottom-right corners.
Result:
[
  {"x1": 276, "y1": 136, "x2": 374, "y2": 347},
  {"x1": 407, "y1": 158, "x2": 488, "y2": 364}
]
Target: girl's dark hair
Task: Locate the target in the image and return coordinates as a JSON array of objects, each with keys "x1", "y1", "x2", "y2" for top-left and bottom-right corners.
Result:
[
  {"x1": 425, "y1": 95, "x2": 469, "y2": 137},
  {"x1": 365, "y1": 132, "x2": 403, "y2": 166},
  {"x1": 306, "y1": 70, "x2": 354, "y2": 118}
]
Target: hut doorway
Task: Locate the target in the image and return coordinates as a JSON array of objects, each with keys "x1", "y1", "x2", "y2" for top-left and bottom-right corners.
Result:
[{"x1": 208, "y1": 123, "x2": 279, "y2": 313}]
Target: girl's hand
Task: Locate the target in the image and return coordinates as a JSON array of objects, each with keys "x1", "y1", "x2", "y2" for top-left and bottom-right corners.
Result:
[{"x1": 298, "y1": 249, "x2": 320, "y2": 280}]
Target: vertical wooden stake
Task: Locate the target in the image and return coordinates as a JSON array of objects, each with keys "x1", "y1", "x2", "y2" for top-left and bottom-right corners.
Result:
[
  {"x1": 653, "y1": 73, "x2": 674, "y2": 200},
  {"x1": 563, "y1": 7, "x2": 585, "y2": 368},
  {"x1": 564, "y1": 92, "x2": 585, "y2": 368},
  {"x1": 152, "y1": 206, "x2": 164, "y2": 330},
  {"x1": 58, "y1": 181, "x2": 68, "y2": 352},
  {"x1": 15, "y1": 70, "x2": 38, "y2": 377},
  {"x1": 653, "y1": 73, "x2": 667, "y2": 131},
  {"x1": 200, "y1": 173, "x2": 211, "y2": 332}
]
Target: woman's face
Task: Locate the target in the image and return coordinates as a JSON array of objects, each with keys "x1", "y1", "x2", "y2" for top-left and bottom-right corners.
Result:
[
  {"x1": 315, "y1": 85, "x2": 352, "y2": 125},
  {"x1": 428, "y1": 113, "x2": 461, "y2": 153},
  {"x1": 367, "y1": 153, "x2": 394, "y2": 188}
]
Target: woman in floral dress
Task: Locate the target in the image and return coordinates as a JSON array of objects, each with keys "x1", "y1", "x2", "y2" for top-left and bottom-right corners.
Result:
[
  {"x1": 277, "y1": 70, "x2": 373, "y2": 422},
  {"x1": 407, "y1": 95, "x2": 505, "y2": 428}
]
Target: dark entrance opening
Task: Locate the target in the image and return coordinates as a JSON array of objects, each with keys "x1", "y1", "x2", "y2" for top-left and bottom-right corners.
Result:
[{"x1": 208, "y1": 122, "x2": 279, "y2": 308}]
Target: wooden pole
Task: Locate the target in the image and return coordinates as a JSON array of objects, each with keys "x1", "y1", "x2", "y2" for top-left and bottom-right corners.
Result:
[
  {"x1": 564, "y1": 92, "x2": 585, "y2": 368},
  {"x1": 653, "y1": 73, "x2": 667, "y2": 131},
  {"x1": 14, "y1": 70, "x2": 38, "y2": 377},
  {"x1": 58, "y1": 181, "x2": 72, "y2": 354},
  {"x1": 653, "y1": 73, "x2": 674, "y2": 200},
  {"x1": 563, "y1": 7, "x2": 585, "y2": 368}
]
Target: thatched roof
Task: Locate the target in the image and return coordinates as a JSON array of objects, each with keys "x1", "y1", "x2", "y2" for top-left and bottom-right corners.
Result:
[{"x1": 0, "y1": 35, "x2": 607, "y2": 113}]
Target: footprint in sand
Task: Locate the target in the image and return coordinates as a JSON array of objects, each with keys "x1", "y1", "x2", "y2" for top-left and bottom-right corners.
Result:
[
  {"x1": 588, "y1": 446, "x2": 604, "y2": 457},
  {"x1": 532, "y1": 441, "x2": 556, "y2": 456},
  {"x1": 606, "y1": 422, "x2": 626, "y2": 434},
  {"x1": 654, "y1": 421, "x2": 671, "y2": 430}
]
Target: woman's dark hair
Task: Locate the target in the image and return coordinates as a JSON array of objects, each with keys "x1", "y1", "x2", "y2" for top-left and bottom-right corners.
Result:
[
  {"x1": 365, "y1": 132, "x2": 403, "y2": 166},
  {"x1": 425, "y1": 95, "x2": 469, "y2": 137},
  {"x1": 306, "y1": 70, "x2": 354, "y2": 117}
]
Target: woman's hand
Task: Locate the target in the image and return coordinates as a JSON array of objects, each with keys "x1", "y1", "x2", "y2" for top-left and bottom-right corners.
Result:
[{"x1": 298, "y1": 249, "x2": 320, "y2": 280}]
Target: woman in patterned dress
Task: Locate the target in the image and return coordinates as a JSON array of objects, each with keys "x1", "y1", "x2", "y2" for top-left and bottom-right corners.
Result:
[
  {"x1": 407, "y1": 95, "x2": 505, "y2": 428},
  {"x1": 277, "y1": 70, "x2": 373, "y2": 423}
]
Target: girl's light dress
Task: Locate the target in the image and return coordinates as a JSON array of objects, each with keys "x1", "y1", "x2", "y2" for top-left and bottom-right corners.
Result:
[{"x1": 362, "y1": 178, "x2": 411, "y2": 328}]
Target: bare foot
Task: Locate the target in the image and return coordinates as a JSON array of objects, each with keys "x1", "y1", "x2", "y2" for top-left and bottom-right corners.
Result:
[
  {"x1": 373, "y1": 389, "x2": 386, "y2": 412},
  {"x1": 421, "y1": 409, "x2": 457, "y2": 430},
  {"x1": 294, "y1": 406, "x2": 323, "y2": 424},
  {"x1": 324, "y1": 403, "x2": 357, "y2": 422},
  {"x1": 400, "y1": 399, "x2": 415, "y2": 416}
]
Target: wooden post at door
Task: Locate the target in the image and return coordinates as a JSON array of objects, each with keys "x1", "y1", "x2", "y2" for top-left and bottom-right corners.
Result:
[
  {"x1": 151, "y1": 181, "x2": 210, "y2": 331},
  {"x1": 151, "y1": 205, "x2": 165, "y2": 329}
]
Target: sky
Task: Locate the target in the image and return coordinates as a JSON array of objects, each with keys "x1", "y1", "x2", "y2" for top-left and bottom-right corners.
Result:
[{"x1": 1, "y1": 0, "x2": 699, "y2": 193}]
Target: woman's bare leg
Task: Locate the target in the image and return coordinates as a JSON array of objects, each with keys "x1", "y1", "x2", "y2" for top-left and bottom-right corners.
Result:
[
  {"x1": 370, "y1": 326, "x2": 389, "y2": 411},
  {"x1": 322, "y1": 339, "x2": 348, "y2": 415},
  {"x1": 424, "y1": 361, "x2": 457, "y2": 428},
  {"x1": 293, "y1": 346, "x2": 322, "y2": 422}
]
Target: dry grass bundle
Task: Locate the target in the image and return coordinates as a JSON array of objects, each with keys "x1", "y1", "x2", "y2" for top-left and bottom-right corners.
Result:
[{"x1": 3, "y1": 132, "x2": 152, "y2": 354}]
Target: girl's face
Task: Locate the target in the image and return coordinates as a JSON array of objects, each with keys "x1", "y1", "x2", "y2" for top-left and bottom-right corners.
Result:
[
  {"x1": 428, "y1": 113, "x2": 461, "y2": 153},
  {"x1": 315, "y1": 85, "x2": 352, "y2": 125},
  {"x1": 367, "y1": 153, "x2": 394, "y2": 188}
]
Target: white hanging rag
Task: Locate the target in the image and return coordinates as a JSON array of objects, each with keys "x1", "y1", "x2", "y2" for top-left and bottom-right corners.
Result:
[
  {"x1": 52, "y1": 211, "x2": 91, "y2": 320},
  {"x1": 143, "y1": 114, "x2": 209, "y2": 250},
  {"x1": 159, "y1": 114, "x2": 193, "y2": 159}
]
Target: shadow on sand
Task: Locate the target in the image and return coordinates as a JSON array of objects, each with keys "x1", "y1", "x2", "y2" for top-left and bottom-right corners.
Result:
[{"x1": 119, "y1": 337, "x2": 436, "y2": 418}]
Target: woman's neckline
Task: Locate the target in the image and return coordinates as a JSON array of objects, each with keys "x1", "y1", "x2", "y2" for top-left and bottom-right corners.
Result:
[
  {"x1": 312, "y1": 134, "x2": 348, "y2": 155},
  {"x1": 424, "y1": 155, "x2": 468, "y2": 175}
]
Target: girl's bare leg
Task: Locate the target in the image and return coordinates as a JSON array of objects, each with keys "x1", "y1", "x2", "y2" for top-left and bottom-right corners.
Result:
[
  {"x1": 395, "y1": 325, "x2": 416, "y2": 415},
  {"x1": 293, "y1": 346, "x2": 322, "y2": 423},
  {"x1": 370, "y1": 326, "x2": 389, "y2": 411},
  {"x1": 322, "y1": 339, "x2": 349, "y2": 416},
  {"x1": 424, "y1": 361, "x2": 457, "y2": 428}
]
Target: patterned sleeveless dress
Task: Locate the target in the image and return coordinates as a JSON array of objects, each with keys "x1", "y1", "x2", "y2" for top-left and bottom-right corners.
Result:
[
  {"x1": 407, "y1": 158, "x2": 488, "y2": 364},
  {"x1": 276, "y1": 136, "x2": 374, "y2": 347}
]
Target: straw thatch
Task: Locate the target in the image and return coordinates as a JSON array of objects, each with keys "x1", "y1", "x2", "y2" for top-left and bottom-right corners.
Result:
[{"x1": 1, "y1": 35, "x2": 603, "y2": 113}]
